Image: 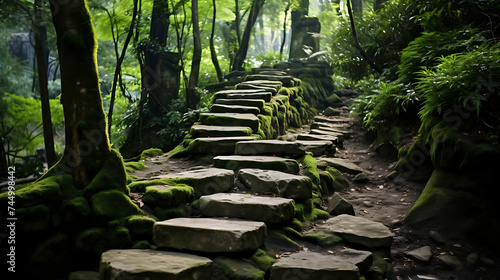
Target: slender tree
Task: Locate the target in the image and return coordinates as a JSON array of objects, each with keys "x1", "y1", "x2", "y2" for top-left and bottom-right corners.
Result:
[
  {"x1": 34, "y1": 0, "x2": 57, "y2": 167},
  {"x1": 210, "y1": 0, "x2": 224, "y2": 82},
  {"x1": 279, "y1": 2, "x2": 290, "y2": 60},
  {"x1": 187, "y1": 0, "x2": 201, "y2": 109}
]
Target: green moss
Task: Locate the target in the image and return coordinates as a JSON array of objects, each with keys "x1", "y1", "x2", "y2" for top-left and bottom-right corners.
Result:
[
  {"x1": 215, "y1": 257, "x2": 265, "y2": 280},
  {"x1": 90, "y1": 189, "x2": 142, "y2": 219},
  {"x1": 325, "y1": 167, "x2": 350, "y2": 192},
  {"x1": 0, "y1": 175, "x2": 64, "y2": 208},
  {"x1": 64, "y1": 196, "x2": 91, "y2": 225},
  {"x1": 295, "y1": 198, "x2": 329, "y2": 222},
  {"x1": 250, "y1": 249, "x2": 276, "y2": 271},
  {"x1": 290, "y1": 218, "x2": 303, "y2": 231},
  {"x1": 257, "y1": 114, "x2": 275, "y2": 139},
  {"x1": 153, "y1": 205, "x2": 191, "y2": 220},
  {"x1": 126, "y1": 215, "x2": 156, "y2": 237},
  {"x1": 268, "y1": 230, "x2": 300, "y2": 250},
  {"x1": 128, "y1": 178, "x2": 180, "y2": 193},
  {"x1": 108, "y1": 226, "x2": 131, "y2": 248},
  {"x1": 75, "y1": 227, "x2": 106, "y2": 254},
  {"x1": 303, "y1": 231, "x2": 342, "y2": 247},
  {"x1": 319, "y1": 170, "x2": 335, "y2": 196},
  {"x1": 16, "y1": 204, "x2": 50, "y2": 231},
  {"x1": 367, "y1": 254, "x2": 390, "y2": 280},
  {"x1": 140, "y1": 148, "x2": 164, "y2": 160},
  {"x1": 167, "y1": 143, "x2": 189, "y2": 158},
  {"x1": 83, "y1": 149, "x2": 128, "y2": 198},
  {"x1": 132, "y1": 240, "x2": 152, "y2": 249},
  {"x1": 142, "y1": 184, "x2": 194, "y2": 208},
  {"x1": 124, "y1": 161, "x2": 147, "y2": 174},
  {"x1": 299, "y1": 154, "x2": 321, "y2": 193},
  {"x1": 282, "y1": 226, "x2": 302, "y2": 239}
]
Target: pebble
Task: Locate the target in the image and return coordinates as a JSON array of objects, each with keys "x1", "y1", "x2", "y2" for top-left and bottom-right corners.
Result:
[
  {"x1": 466, "y1": 253, "x2": 479, "y2": 266},
  {"x1": 428, "y1": 230, "x2": 447, "y2": 244},
  {"x1": 363, "y1": 201, "x2": 373, "y2": 208},
  {"x1": 353, "y1": 173, "x2": 368, "y2": 182},
  {"x1": 436, "y1": 255, "x2": 463, "y2": 269}
]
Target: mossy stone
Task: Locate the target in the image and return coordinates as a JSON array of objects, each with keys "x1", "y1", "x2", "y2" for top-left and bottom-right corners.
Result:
[
  {"x1": 299, "y1": 154, "x2": 321, "y2": 192},
  {"x1": 127, "y1": 178, "x2": 181, "y2": 193},
  {"x1": 0, "y1": 175, "x2": 63, "y2": 208},
  {"x1": 126, "y1": 215, "x2": 156, "y2": 237},
  {"x1": 90, "y1": 190, "x2": 141, "y2": 219},
  {"x1": 108, "y1": 226, "x2": 132, "y2": 248},
  {"x1": 83, "y1": 149, "x2": 128, "y2": 198},
  {"x1": 167, "y1": 143, "x2": 189, "y2": 158},
  {"x1": 75, "y1": 227, "x2": 106, "y2": 254},
  {"x1": 124, "y1": 161, "x2": 147, "y2": 174},
  {"x1": 140, "y1": 148, "x2": 164, "y2": 160},
  {"x1": 16, "y1": 204, "x2": 50, "y2": 231},
  {"x1": 142, "y1": 184, "x2": 194, "y2": 208},
  {"x1": 214, "y1": 257, "x2": 265, "y2": 280},
  {"x1": 64, "y1": 196, "x2": 91, "y2": 225},
  {"x1": 250, "y1": 249, "x2": 276, "y2": 271},
  {"x1": 131, "y1": 240, "x2": 152, "y2": 249},
  {"x1": 153, "y1": 204, "x2": 191, "y2": 220},
  {"x1": 303, "y1": 231, "x2": 343, "y2": 247},
  {"x1": 325, "y1": 167, "x2": 350, "y2": 192}
]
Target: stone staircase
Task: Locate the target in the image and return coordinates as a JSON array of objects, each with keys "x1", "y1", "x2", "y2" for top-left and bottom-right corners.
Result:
[{"x1": 96, "y1": 65, "x2": 395, "y2": 280}]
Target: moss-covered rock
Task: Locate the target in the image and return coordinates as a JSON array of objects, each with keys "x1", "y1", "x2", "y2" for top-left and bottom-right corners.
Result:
[
  {"x1": 16, "y1": 204, "x2": 51, "y2": 231},
  {"x1": 139, "y1": 148, "x2": 164, "y2": 160},
  {"x1": 82, "y1": 149, "x2": 129, "y2": 198},
  {"x1": 125, "y1": 215, "x2": 157, "y2": 237},
  {"x1": 75, "y1": 227, "x2": 106, "y2": 254},
  {"x1": 325, "y1": 166, "x2": 350, "y2": 192},
  {"x1": 131, "y1": 240, "x2": 152, "y2": 249},
  {"x1": 64, "y1": 196, "x2": 91, "y2": 226},
  {"x1": 153, "y1": 204, "x2": 191, "y2": 220},
  {"x1": 90, "y1": 190, "x2": 142, "y2": 220},
  {"x1": 124, "y1": 161, "x2": 147, "y2": 174},
  {"x1": 303, "y1": 231, "x2": 343, "y2": 247},
  {"x1": 142, "y1": 184, "x2": 194, "y2": 208},
  {"x1": 250, "y1": 249, "x2": 276, "y2": 271},
  {"x1": 108, "y1": 226, "x2": 132, "y2": 248},
  {"x1": 214, "y1": 257, "x2": 265, "y2": 280}
]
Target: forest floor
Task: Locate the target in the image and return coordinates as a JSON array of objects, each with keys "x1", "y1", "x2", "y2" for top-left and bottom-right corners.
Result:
[{"x1": 132, "y1": 96, "x2": 499, "y2": 280}]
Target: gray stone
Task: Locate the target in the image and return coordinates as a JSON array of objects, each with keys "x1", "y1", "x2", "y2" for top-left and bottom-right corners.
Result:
[
  {"x1": 190, "y1": 125, "x2": 253, "y2": 138},
  {"x1": 406, "y1": 246, "x2": 433, "y2": 262},
  {"x1": 211, "y1": 104, "x2": 261, "y2": 114},
  {"x1": 353, "y1": 173, "x2": 368, "y2": 182},
  {"x1": 297, "y1": 133, "x2": 339, "y2": 145},
  {"x1": 213, "y1": 257, "x2": 265, "y2": 280},
  {"x1": 340, "y1": 248, "x2": 373, "y2": 273},
  {"x1": 188, "y1": 136, "x2": 261, "y2": 155},
  {"x1": 151, "y1": 168, "x2": 235, "y2": 198},
  {"x1": 310, "y1": 124, "x2": 351, "y2": 138},
  {"x1": 310, "y1": 121, "x2": 349, "y2": 130},
  {"x1": 294, "y1": 140, "x2": 335, "y2": 156},
  {"x1": 216, "y1": 89, "x2": 268, "y2": 94},
  {"x1": 238, "y1": 168, "x2": 312, "y2": 199},
  {"x1": 215, "y1": 98, "x2": 266, "y2": 110},
  {"x1": 199, "y1": 193, "x2": 295, "y2": 223},
  {"x1": 68, "y1": 271, "x2": 99, "y2": 280},
  {"x1": 315, "y1": 214, "x2": 394, "y2": 249},
  {"x1": 245, "y1": 75, "x2": 295, "y2": 87},
  {"x1": 323, "y1": 107, "x2": 341, "y2": 116},
  {"x1": 436, "y1": 255, "x2": 463, "y2": 269},
  {"x1": 316, "y1": 158, "x2": 364, "y2": 174},
  {"x1": 200, "y1": 113, "x2": 260, "y2": 133},
  {"x1": 428, "y1": 230, "x2": 448, "y2": 244},
  {"x1": 236, "y1": 83, "x2": 278, "y2": 94},
  {"x1": 240, "y1": 79, "x2": 283, "y2": 90},
  {"x1": 326, "y1": 193, "x2": 355, "y2": 216},
  {"x1": 314, "y1": 115, "x2": 352, "y2": 124},
  {"x1": 153, "y1": 218, "x2": 267, "y2": 253},
  {"x1": 309, "y1": 129, "x2": 345, "y2": 142},
  {"x1": 214, "y1": 155, "x2": 300, "y2": 174},
  {"x1": 215, "y1": 92, "x2": 273, "y2": 102},
  {"x1": 270, "y1": 251, "x2": 359, "y2": 280},
  {"x1": 235, "y1": 140, "x2": 305, "y2": 156},
  {"x1": 466, "y1": 253, "x2": 479, "y2": 266},
  {"x1": 100, "y1": 249, "x2": 212, "y2": 280}
]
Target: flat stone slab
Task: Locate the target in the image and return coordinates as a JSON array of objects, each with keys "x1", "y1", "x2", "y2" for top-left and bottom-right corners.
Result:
[
  {"x1": 314, "y1": 214, "x2": 395, "y2": 249},
  {"x1": 100, "y1": 249, "x2": 212, "y2": 280},
  {"x1": 245, "y1": 75, "x2": 295, "y2": 87},
  {"x1": 151, "y1": 168, "x2": 234, "y2": 198},
  {"x1": 406, "y1": 246, "x2": 433, "y2": 262},
  {"x1": 199, "y1": 113, "x2": 260, "y2": 133},
  {"x1": 238, "y1": 168, "x2": 312, "y2": 199},
  {"x1": 213, "y1": 155, "x2": 300, "y2": 174},
  {"x1": 235, "y1": 140, "x2": 305, "y2": 156},
  {"x1": 240, "y1": 79, "x2": 283, "y2": 90},
  {"x1": 215, "y1": 92, "x2": 272, "y2": 102},
  {"x1": 326, "y1": 193, "x2": 355, "y2": 216},
  {"x1": 314, "y1": 115, "x2": 353, "y2": 124},
  {"x1": 153, "y1": 218, "x2": 267, "y2": 253},
  {"x1": 311, "y1": 121, "x2": 349, "y2": 129},
  {"x1": 294, "y1": 140, "x2": 335, "y2": 156},
  {"x1": 215, "y1": 98, "x2": 265, "y2": 110},
  {"x1": 309, "y1": 124, "x2": 351, "y2": 137},
  {"x1": 270, "y1": 251, "x2": 360, "y2": 280},
  {"x1": 235, "y1": 83, "x2": 278, "y2": 94},
  {"x1": 190, "y1": 125, "x2": 253, "y2": 138},
  {"x1": 187, "y1": 136, "x2": 261, "y2": 155},
  {"x1": 340, "y1": 248, "x2": 373, "y2": 273},
  {"x1": 297, "y1": 133, "x2": 339, "y2": 145},
  {"x1": 316, "y1": 158, "x2": 364, "y2": 174},
  {"x1": 199, "y1": 193, "x2": 295, "y2": 223},
  {"x1": 309, "y1": 129, "x2": 345, "y2": 142},
  {"x1": 211, "y1": 104, "x2": 260, "y2": 114}
]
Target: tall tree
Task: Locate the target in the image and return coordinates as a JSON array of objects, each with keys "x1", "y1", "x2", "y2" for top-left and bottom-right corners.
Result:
[
  {"x1": 231, "y1": 0, "x2": 265, "y2": 71},
  {"x1": 210, "y1": 0, "x2": 224, "y2": 82},
  {"x1": 50, "y1": 0, "x2": 112, "y2": 189},
  {"x1": 34, "y1": 0, "x2": 57, "y2": 167},
  {"x1": 187, "y1": 0, "x2": 201, "y2": 109}
]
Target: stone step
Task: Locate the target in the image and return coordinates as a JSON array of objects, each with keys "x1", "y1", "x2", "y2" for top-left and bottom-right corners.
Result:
[
  {"x1": 316, "y1": 157, "x2": 364, "y2": 174},
  {"x1": 151, "y1": 168, "x2": 235, "y2": 198},
  {"x1": 235, "y1": 140, "x2": 305, "y2": 156},
  {"x1": 294, "y1": 140, "x2": 335, "y2": 156},
  {"x1": 237, "y1": 168, "x2": 312, "y2": 199},
  {"x1": 187, "y1": 136, "x2": 262, "y2": 155},
  {"x1": 309, "y1": 129, "x2": 345, "y2": 142},
  {"x1": 214, "y1": 98, "x2": 265, "y2": 111},
  {"x1": 153, "y1": 218, "x2": 267, "y2": 253},
  {"x1": 240, "y1": 79, "x2": 283, "y2": 90},
  {"x1": 214, "y1": 91, "x2": 272, "y2": 102},
  {"x1": 235, "y1": 83, "x2": 278, "y2": 94},
  {"x1": 100, "y1": 249, "x2": 213, "y2": 280},
  {"x1": 213, "y1": 155, "x2": 300, "y2": 175},
  {"x1": 199, "y1": 193, "x2": 295, "y2": 224},
  {"x1": 190, "y1": 125, "x2": 253, "y2": 138},
  {"x1": 314, "y1": 115, "x2": 352, "y2": 124},
  {"x1": 311, "y1": 214, "x2": 395, "y2": 249},
  {"x1": 245, "y1": 75, "x2": 295, "y2": 87},
  {"x1": 210, "y1": 104, "x2": 260, "y2": 114},
  {"x1": 270, "y1": 251, "x2": 360, "y2": 280},
  {"x1": 296, "y1": 133, "x2": 340, "y2": 145},
  {"x1": 310, "y1": 123, "x2": 352, "y2": 137},
  {"x1": 311, "y1": 121, "x2": 349, "y2": 129},
  {"x1": 199, "y1": 113, "x2": 260, "y2": 133}
]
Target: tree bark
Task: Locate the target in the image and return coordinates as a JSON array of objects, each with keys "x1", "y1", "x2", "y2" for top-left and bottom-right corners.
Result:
[
  {"x1": 279, "y1": 3, "x2": 290, "y2": 60},
  {"x1": 187, "y1": 0, "x2": 202, "y2": 109},
  {"x1": 50, "y1": 0, "x2": 111, "y2": 189},
  {"x1": 231, "y1": 0, "x2": 265, "y2": 71},
  {"x1": 210, "y1": 0, "x2": 223, "y2": 82},
  {"x1": 34, "y1": 0, "x2": 57, "y2": 167},
  {"x1": 346, "y1": 0, "x2": 382, "y2": 74}
]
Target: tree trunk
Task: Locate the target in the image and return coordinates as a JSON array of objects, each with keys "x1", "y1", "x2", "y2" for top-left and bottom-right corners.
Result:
[
  {"x1": 231, "y1": 0, "x2": 265, "y2": 71},
  {"x1": 279, "y1": 3, "x2": 290, "y2": 60},
  {"x1": 50, "y1": 0, "x2": 111, "y2": 189},
  {"x1": 34, "y1": 0, "x2": 57, "y2": 168},
  {"x1": 289, "y1": 0, "x2": 310, "y2": 59},
  {"x1": 210, "y1": 0, "x2": 223, "y2": 82},
  {"x1": 235, "y1": 0, "x2": 241, "y2": 45},
  {"x1": 187, "y1": 0, "x2": 202, "y2": 109},
  {"x1": 107, "y1": 0, "x2": 138, "y2": 136}
]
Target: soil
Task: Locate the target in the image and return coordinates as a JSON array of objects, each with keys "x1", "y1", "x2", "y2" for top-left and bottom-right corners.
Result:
[{"x1": 131, "y1": 97, "x2": 500, "y2": 280}]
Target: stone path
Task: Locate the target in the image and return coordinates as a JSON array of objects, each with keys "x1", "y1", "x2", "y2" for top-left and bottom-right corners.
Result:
[{"x1": 98, "y1": 64, "x2": 395, "y2": 280}]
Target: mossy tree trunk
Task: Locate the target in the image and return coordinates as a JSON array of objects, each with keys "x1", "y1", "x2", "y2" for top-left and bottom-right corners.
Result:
[{"x1": 50, "y1": 0, "x2": 111, "y2": 190}]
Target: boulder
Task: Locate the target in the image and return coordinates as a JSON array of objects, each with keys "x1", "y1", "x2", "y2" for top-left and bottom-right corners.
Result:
[
  {"x1": 199, "y1": 113, "x2": 260, "y2": 133},
  {"x1": 406, "y1": 246, "x2": 433, "y2": 262},
  {"x1": 213, "y1": 155, "x2": 300, "y2": 175},
  {"x1": 151, "y1": 168, "x2": 235, "y2": 198},
  {"x1": 269, "y1": 251, "x2": 359, "y2": 280},
  {"x1": 238, "y1": 168, "x2": 312, "y2": 199},
  {"x1": 316, "y1": 158, "x2": 364, "y2": 174},
  {"x1": 211, "y1": 104, "x2": 261, "y2": 114},
  {"x1": 235, "y1": 140, "x2": 305, "y2": 156},
  {"x1": 314, "y1": 214, "x2": 394, "y2": 249},
  {"x1": 142, "y1": 184, "x2": 194, "y2": 208},
  {"x1": 153, "y1": 218, "x2": 267, "y2": 253},
  {"x1": 326, "y1": 193, "x2": 355, "y2": 216},
  {"x1": 190, "y1": 125, "x2": 253, "y2": 138},
  {"x1": 215, "y1": 98, "x2": 266, "y2": 111},
  {"x1": 100, "y1": 249, "x2": 212, "y2": 280},
  {"x1": 187, "y1": 136, "x2": 261, "y2": 155},
  {"x1": 323, "y1": 107, "x2": 341, "y2": 116},
  {"x1": 199, "y1": 193, "x2": 295, "y2": 224},
  {"x1": 340, "y1": 248, "x2": 373, "y2": 273}
]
